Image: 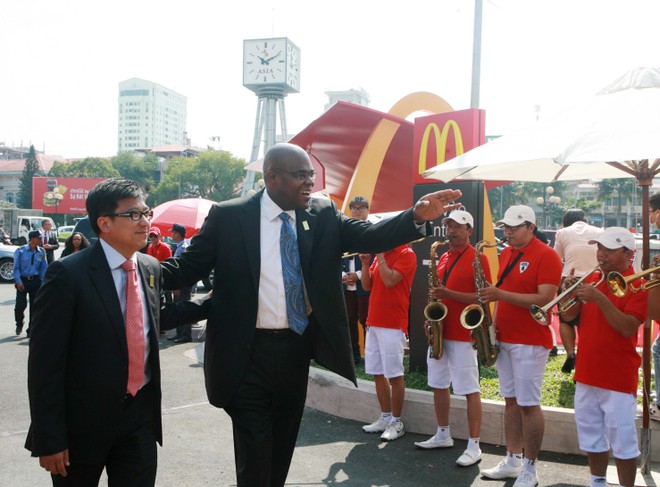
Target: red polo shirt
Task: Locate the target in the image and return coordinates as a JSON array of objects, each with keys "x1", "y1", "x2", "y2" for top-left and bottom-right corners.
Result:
[
  {"x1": 436, "y1": 244, "x2": 492, "y2": 342},
  {"x1": 366, "y1": 245, "x2": 417, "y2": 333},
  {"x1": 495, "y1": 237, "x2": 562, "y2": 348},
  {"x1": 146, "y1": 241, "x2": 172, "y2": 262},
  {"x1": 574, "y1": 268, "x2": 648, "y2": 394}
]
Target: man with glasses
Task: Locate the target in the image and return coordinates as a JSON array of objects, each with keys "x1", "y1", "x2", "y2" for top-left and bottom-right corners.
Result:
[
  {"x1": 159, "y1": 142, "x2": 464, "y2": 487},
  {"x1": 343, "y1": 196, "x2": 372, "y2": 364},
  {"x1": 25, "y1": 178, "x2": 209, "y2": 486},
  {"x1": 479, "y1": 205, "x2": 562, "y2": 487}
]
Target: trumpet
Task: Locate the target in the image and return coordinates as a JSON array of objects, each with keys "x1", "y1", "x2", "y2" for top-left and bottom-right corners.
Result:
[
  {"x1": 529, "y1": 263, "x2": 604, "y2": 326},
  {"x1": 607, "y1": 265, "x2": 660, "y2": 297}
]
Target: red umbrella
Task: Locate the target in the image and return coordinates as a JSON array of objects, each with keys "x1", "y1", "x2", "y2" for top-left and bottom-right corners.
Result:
[{"x1": 150, "y1": 198, "x2": 216, "y2": 237}]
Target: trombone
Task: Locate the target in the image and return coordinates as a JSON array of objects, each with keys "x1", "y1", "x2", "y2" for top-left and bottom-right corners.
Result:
[
  {"x1": 606, "y1": 265, "x2": 660, "y2": 297},
  {"x1": 529, "y1": 263, "x2": 604, "y2": 326}
]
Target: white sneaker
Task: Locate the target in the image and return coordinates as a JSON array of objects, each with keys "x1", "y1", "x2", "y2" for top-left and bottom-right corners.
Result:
[
  {"x1": 362, "y1": 416, "x2": 390, "y2": 433},
  {"x1": 414, "y1": 435, "x2": 454, "y2": 449},
  {"x1": 456, "y1": 448, "x2": 482, "y2": 467},
  {"x1": 380, "y1": 420, "x2": 405, "y2": 441},
  {"x1": 513, "y1": 469, "x2": 539, "y2": 487},
  {"x1": 481, "y1": 459, "x2": 522, "y2": 479}
]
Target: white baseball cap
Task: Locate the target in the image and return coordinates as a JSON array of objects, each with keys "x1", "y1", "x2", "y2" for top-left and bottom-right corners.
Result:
[
  {"x1": 588, "y1": 227, "x2": 635, "y2": 250},
  {"x1": 441, "y1": 209, "x2": 474, "y2": 227},
  {"x1": 496, "y1": 205, "x2": 536, "y2": 227}
]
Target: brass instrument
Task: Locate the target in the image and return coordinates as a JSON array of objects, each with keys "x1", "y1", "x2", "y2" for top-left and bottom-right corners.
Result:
[
  {"x1": 341, "y1": 252, "x2": 359, "y2": 259},
  {"x1": 607, "y1": 265, "x2": 660, "y2": 297},
  {"x1": 460, "y1": 240, "x2": 499, "y2": 367},
  {"x1": 425, "y1": 239, "x2": 449, "y2": 359},
  {"x1": 529, "y1": 263, "x2": 604, "y2": 326}
]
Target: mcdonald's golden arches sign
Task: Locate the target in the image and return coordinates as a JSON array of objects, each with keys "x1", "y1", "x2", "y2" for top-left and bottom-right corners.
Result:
[{"x1": 413, "y1": 108, "x2": 485, "y2": 185}]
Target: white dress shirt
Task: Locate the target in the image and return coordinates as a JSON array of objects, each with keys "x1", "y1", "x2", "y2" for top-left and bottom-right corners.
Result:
[
  {"x1": 100, "y1": 238, "x2": 152, "y2": 386},
  {"x1": 257, "y1": 190, "x2": 301, "y2": 330}
]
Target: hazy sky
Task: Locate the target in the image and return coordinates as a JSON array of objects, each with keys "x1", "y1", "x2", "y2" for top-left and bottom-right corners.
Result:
[{"x1": 2, "y1": 0, "x2": 659, "y2": 161}]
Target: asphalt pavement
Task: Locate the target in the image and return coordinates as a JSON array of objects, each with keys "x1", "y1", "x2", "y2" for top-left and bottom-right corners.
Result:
[{"x1": 0, "y1": 265, "x2": 633, "y2": 486}]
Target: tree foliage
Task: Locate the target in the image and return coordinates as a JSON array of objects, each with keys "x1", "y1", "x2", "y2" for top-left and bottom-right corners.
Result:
[
  {"x1": 18, "y1": 145, "x2": 41, "y2": 208},
  {"x1": 150, "y1": 150, "x2": 246, "y2": 205},
  {"x1": 111, "y1": 152, "x2": 159, "y2": 190},
  {"x1": 50, "y1": 157, "x2": 119, "y2": 178}
]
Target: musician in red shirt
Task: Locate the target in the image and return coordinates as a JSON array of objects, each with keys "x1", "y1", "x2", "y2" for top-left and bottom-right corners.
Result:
[{"x1": 146, "y1": 227, "x2": 172, "y2": 262}]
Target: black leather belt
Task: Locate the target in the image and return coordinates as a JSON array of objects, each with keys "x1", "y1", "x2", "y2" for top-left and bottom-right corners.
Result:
[
  {"x1": 21, "y1": 275, "x2": 38, "y2": 281},
  {"x1": 255, "y1": 328, "x2": 294, "y2": 336}
]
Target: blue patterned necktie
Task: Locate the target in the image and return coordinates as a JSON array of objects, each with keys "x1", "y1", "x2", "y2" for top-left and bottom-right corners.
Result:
[{"x1": 279, "y1": 213, "x2": 308, "y2": 335}]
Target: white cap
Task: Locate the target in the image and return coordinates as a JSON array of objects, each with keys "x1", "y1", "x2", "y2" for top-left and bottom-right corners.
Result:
[
  {"x1": 496, "y1": 205, "x2": 536, "y2": 227},
  {"x1": 588, "y1": 227, "x2": 635, "y2": 250},
  {"x1": 441, "y1": 209, "x2": 474, "y2": 227}
]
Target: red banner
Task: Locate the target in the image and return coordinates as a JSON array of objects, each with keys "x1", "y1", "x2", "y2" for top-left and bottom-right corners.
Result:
[
  {"x1": 32, "y1": 177, "x2": 106, "y2": 214},
  {"x1": 413, "y1": 108, "x2": 486, "y2": 185}
]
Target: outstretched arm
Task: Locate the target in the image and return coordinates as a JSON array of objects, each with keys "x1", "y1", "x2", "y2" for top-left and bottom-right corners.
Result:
[{"x1": 412, "y1": 189, "x2": 463, "y2": 222}]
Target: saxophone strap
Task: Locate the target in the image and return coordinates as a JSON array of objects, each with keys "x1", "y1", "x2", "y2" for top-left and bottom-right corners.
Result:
[
  {"x1": 441, "y1": 247, "x2": 468, "y2": 286},
  {"x1": 495, "y1": 251, "x2": 524, "y2": 288}
]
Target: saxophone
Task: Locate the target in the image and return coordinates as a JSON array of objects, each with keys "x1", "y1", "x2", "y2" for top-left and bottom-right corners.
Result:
[
  {"x1": 459, "y1": 240, "x2": 499, "y2": 367},
  {"x1": 424, "y1": 239, "x2": 449, "y2": 360}
]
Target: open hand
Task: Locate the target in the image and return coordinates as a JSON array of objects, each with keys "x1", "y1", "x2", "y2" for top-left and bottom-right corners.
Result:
[{"x1": 412, "y1": 189, "x2": 463, "y2": 222}]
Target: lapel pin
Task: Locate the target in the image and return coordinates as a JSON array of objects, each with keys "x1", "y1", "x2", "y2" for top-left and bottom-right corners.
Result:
[
  {"x1": 302, "y1": 221, "x2": 310, "y2": 231},
  {"x1": 149, "y1": 275, "x2": 155, "y2": 288}
]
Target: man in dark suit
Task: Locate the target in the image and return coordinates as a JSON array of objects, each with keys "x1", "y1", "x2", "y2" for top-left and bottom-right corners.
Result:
[
  {"x1": 40, "y1": 219, "x2": 59, "y2": 263},
  {"x1": 25, "y1": 178, "x2": 209, "y2": 486},
  {"x1": 160, "y1": 143, "x2": 462, "y2": 487}
]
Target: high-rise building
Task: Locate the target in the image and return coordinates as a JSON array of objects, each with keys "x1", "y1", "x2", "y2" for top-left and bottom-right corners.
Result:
[
  {"x1": 324, "y1": 88, "x2": 370, "y2": 111},
  {"x1": 117, "y1": 78, "x2": 188, "y2": 153}
]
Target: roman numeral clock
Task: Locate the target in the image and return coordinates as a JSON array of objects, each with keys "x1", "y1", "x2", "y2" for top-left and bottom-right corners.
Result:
[{"x1": 241, "y1": 37, "x2": 301, "y2": 195}]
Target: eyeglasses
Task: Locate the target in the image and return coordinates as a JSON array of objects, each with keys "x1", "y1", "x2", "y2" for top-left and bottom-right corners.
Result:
[
  {"x1": 149, "y1": 234, "x2": 158, "y2": 238},
  {"x1": 501, "y1": 223, "x2": 530, "y2": 233},
  {"x1": 107, "y1": 209, "x2": 154, "y2": 221},
  {"x1": 350, "y1": 206, "x2": 368, "y2": 211},
  {"x1": 271, "y1": 169, "x2": 316, "y2": 181}
]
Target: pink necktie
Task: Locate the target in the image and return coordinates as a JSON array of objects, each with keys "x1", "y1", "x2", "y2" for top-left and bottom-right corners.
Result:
[{"x1": 121, "y1": 260, "x2": 145, "y2": 396}]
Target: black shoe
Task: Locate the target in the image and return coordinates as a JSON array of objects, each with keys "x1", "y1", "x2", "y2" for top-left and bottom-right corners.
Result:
[
  {"x1": 168, "y1": 336, "x2": 180, "y2": 342},
  {"x1": 549, "y1": 346, "x2": 558, "y2": 356},
  {"x1": 173, "y1": 336, "x2": 192, "y2": 344},
  {"x1": 15, "y1": 323, "x2": 23, "y2": 336},
  {"x1": 562, "y1": 353, "x2": 576, "y2": 374}
]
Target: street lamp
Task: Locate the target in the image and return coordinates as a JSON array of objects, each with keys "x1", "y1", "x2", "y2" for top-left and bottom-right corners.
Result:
[
  {"x1": 535, "y1": 186, "x2": 561, "y2": 229},
  {"x1": 44, "y1": 187, "x2": 64, "y2": 223}
]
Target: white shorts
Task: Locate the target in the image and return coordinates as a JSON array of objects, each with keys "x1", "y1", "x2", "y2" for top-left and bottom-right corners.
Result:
[
  {"x1": 365, "y1": 327, "x2": 406, "y2": 379},
  {"x1": 427, "y1": 340, "x2": 480, "y2": 395},
  {"x1": 496, "y1": 342, "x2": 549, "y2": 406},
  {"x1": 574, "y1": 383, "x2": 640, "y2": 459}
]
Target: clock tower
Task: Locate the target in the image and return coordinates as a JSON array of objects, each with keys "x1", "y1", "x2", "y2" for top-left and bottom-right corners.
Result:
[{"x1": 242, "y1": 37, "x2": 301, "y2": 195}]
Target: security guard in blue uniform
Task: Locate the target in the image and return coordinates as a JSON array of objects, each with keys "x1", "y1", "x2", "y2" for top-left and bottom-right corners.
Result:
[{"x1": 14, "y1": 230, "x2": 48, "y2": 336}]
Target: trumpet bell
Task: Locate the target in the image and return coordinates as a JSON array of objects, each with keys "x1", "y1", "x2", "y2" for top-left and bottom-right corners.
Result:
[
  {"x1": 460, "y1": 304, "x2": 484, "y2": 330},
  {"x1": 424, "y1": 302, "x2": 448, "y2": 322},
  {"x1": 529, "y1": 305, "x2": 550, "y2": 326},
  {"x1": 607, "y1": 272, "x2": 627, "y2": 298}
]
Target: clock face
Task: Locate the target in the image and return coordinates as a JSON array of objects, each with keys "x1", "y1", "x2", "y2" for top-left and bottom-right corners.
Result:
[
  {"x1": 243, "y1": 39, "x2": 286, "y2": 85},
  {"x1": 285, "y1": 42, "x2": 300, "y2": 93}
]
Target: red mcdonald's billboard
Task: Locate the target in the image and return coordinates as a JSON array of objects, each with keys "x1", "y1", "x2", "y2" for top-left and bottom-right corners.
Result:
[
  {"x1": 413, "y1": 108, "x2": 486, "y2": 185},
  {"x1": 32, "y1": 177, "x2": 106, "y2": 214}
]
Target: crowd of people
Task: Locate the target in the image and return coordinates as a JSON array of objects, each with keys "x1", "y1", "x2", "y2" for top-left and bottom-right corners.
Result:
[{"x1": 12, "y1": 142, "x2": 660, "y2": 487}]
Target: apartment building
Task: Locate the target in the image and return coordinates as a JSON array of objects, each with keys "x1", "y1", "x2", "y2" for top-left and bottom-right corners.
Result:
[{"x1": 118, "y1": 78, "x2": 188, "y2": 153}]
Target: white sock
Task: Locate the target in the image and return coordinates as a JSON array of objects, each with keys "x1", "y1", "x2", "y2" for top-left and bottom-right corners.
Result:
[
  {"x1": 506, "y1": 451, "x2": 523, "y2": 467},
  {"x1": 436, "y1": 425, "x2": 451, "y2": 440},
  {"x1": 522, "y1": 457, "x2": 536, "y2": 473},
  {"x1": 381, "y1": 412, "x2": 392, "y2": 422},
  {"x1": 468, "y1": 437, "x2": 480, "y2": 451},
  {"x1": 590, "y1": 475, "x2": 606, "y2": 486},
  {"x1": 391, "y1": 416, "x2": 401, "y2": 423}
]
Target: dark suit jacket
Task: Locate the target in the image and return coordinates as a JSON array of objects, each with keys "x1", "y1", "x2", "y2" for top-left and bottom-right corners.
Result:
[
  {"x1": 342, "y1": 254, "x2": 370, "y2": 296},
  {"x1": 41, "y1": 231, "x2": 59, "y2": 263},
  {"x1": 25, "y1": 242, "x2": 209, "y2": 462},
  {"x1": 161, "y1": 190, "x2": 426, "y2": 409}
]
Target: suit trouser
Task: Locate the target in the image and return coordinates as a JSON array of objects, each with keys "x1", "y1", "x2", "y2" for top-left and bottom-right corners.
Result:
[
  {"x1": 174, "y1": 287, "x2": 193, "y2": 339},
  {"x1": 51, "y1": 383, "x2": 158, "y2": 487},
  {"x1": 225, "y1": 328, "x2": 312, "y2": 487},
  {"x1": 15, "y1": 278, "x2": 41, "y2": 330},
  {"x1": 344, "y1": 291, "x2": 369, "y2": 361}
]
